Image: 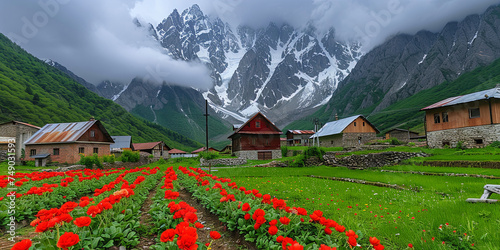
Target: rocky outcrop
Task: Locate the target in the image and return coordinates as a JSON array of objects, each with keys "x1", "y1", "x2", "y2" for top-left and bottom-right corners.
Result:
[{"x1": 323, "y1": 151, "x2": 428, "y2": 169}]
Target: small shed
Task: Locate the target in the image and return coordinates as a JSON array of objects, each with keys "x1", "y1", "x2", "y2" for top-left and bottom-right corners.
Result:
[
  {"x1": 133, "y1": 141, "x2": 170, "y2": 158},
  {"x1": 385, "y1": 129, "x2": 420, "y2": 142},
  {"x1": 32, "y1": 154, "x2": 50, "y2": 167},
  {"x1": 286, "y1": 130, "x2": 315, "y2": 146},
  {"x1": 169, "y1": 148, "x2": 187, "y2": 158},
  {"x1": 310, "y1": 115, "x2": 379, "y2": 148}
]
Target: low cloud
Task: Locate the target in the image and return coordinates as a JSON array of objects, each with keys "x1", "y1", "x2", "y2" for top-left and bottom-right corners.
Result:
[{"x1": 0, "y1": 0, "x2": 213, "y2": 89}]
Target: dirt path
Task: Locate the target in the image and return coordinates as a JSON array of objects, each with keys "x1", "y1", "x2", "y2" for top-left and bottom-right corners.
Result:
[
  {"x1": 0, "y1": 230, "x2": 38, "y2": 250},
  {"x1": 134, "y1": 180, "x2": 162, "y2": 249},
  {"x1": 177, "y1": 187, "x2": 257, "y2": 250}
]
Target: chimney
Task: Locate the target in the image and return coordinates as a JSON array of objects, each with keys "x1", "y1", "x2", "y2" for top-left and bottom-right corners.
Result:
[
  {"x1": 335, "y1": 113, "x2": 339, "y2": 121},
  {"x1": 89, "y1": 116, "x2": 95, "y2": 121}
]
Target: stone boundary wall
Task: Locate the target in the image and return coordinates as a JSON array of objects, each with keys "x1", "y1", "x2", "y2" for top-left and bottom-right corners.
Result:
[
  {"x1": 200, "y1": 158, "x2": 247, "y2": 166},
  {"x1": 0, "y1": 150, "x2": 7, "y2": 162},
  {"x1": 421, "y1": 160, "x2": 500, "y2": 169},
  {"x1": 323, "y1": 151, "x2": 428, "y2": 169}
]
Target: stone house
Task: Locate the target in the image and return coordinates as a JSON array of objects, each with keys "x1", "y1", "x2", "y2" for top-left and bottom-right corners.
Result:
[
  {"x1": 421, "y1": 86, "x2": 500, "y2": 148},
  {"x1": 24, "y1": 118, "x2": 114, "y2": 166},
  {"x1": 286, "y1": 130, "x2": 315, "y2": 146},
  {"x1": 0, "y1": 121, "x2": 41, "y2": 161},
  {"x1": 133, "y1": 141, "x2": 170, "y2": 158},
  {"x1": 228, "y1": 112, "x2": 282, "y2": 160},
  {"x1": 310, "y1": 115, "x2": 379, "y2": 148},
  {"x1": 385, "y1": 128, "x2": 420, "y2": 142}
]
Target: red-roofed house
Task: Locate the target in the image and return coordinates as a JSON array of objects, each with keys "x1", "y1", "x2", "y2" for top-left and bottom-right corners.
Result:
[
  {"x1": 286, "y1": 130, "x2": 315, "y2": 146},
  {"x1": 133, "y1": 141, "x2": 170, "y2": 158},
  {"x1": 169, "y1": 148, "x2": 187, "y2": 158},
  {"x1": 228, "y1": 112, "x2": 282, "y2": 160},
  {"x1": 24, "y1": 118, "x2": 114, "y2": 166},
  {"x1": 191, "y1": 147, "x2": 219, "y2": 154},
  {"x1": 421, "y1": 86, "x2": 500, "y2": 148}
]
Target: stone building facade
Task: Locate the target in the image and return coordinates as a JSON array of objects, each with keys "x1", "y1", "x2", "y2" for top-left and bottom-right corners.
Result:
[
  {"x1": 0, "y1": 121, "x2": 40, "y2": 161},
  {"x1": 422, "y1": 86, "x2": 500, "y2": 148},
  {"x1": 312, "y1": 115, "x2": 379, "y2": 148}
]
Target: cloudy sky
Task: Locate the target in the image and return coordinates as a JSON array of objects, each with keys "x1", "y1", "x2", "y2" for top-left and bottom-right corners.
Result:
[{"x1": 0, "y1": 0, "x2": 499, "y2": 88}]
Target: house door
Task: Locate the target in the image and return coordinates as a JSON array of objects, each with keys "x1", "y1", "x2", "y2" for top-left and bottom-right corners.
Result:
[{"x1": 258, "y1": 151, "x2": 272, "y2": 160}]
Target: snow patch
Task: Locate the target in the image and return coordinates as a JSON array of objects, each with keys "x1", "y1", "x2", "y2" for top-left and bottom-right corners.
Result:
[
  {"x1": 418, "y1": 54, "x2": 427, "y2": 65},
  {"x1": 112, "y1": 84, "x2": 129, "y2": 101},
  {"x1": 469, "y1": 31, "x2": 478, "y2": 45}
]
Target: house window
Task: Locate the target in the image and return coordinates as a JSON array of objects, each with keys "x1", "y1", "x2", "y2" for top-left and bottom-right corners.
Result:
[
  {"x1": 442, "y1": 112, "x2": 449, "y2": 123},
  {"x1": 354, "y1": 122, "x2": 357, "y2": 126},
  {"x1": 79, "y1": 147, "x2": 84, "y2": 154},
  {"x1": 474, "y1": 139, "x2": 483, "y2": 145},
  {"x1": 331, "y1": 140, "x2": 334, "y2": 145},
  {"x1": 442, "y1": 141, "x2": 450, "y2": 147},
  {"x1": 265, "y1": 139, "x2": 270, "y2": 146},
  {"x1": 255, "y1": 121, "x2": 260, "y2": 128},
  {"x1": 434, "y1": 113, "x2": 441, "y2": 124},
  {"x1": 469, "y1": 108, "x2": 480, "y2": 118},
  {"x1": 363, "y1": 122, "x2": 365, "y2": 126},
  {"x1": 30, "y1": 149, "x2": 36, "y2": 156},
  {"x1": 53, "y1": 148, "x2": 60, "y2": 155},
  {"x1": 90, "y1": 130, "x2": 95, "y2": 137},
  {"x1": 252, "y1": 138, "x2": 256, "y2": 145},
  {"x1": 93, "y1": 148, "x2": 98, "y2": 154}
]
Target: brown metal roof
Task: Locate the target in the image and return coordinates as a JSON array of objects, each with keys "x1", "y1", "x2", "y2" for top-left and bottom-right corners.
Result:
[
  {"x1": 169, "y1": 148, "x2": 187, "y2": 154},
  {"x1": 0, "y1": 121, "x2": 41, "y2": 129},
  {"x1": 25, "y1": 120, "x2": 113, "y2": 144},
  {"x1": 133, "y1": 142, "x2": 162, "y2": 151}
]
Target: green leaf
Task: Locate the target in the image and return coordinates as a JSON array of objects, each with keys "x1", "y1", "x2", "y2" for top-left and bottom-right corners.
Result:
[{"x1": 103, "y1": 240, "x2": 114, "y2": 248}]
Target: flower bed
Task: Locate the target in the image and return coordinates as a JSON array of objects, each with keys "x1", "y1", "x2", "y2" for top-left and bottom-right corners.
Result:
[
  {"x1": 177, "y1": 166, "x2": 385, "y2": 250},
  {"x1": 12, "y1": 166, "x2": 163, "y2": 249}
]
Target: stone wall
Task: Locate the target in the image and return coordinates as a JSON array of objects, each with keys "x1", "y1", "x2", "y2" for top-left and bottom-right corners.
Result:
[
  {"x1": 323, "y1": 151, "x2": 428, "y2": 169},
  {"x1": 427, "y1": 124, "x2": 500, "y2": 148},
  {"x1": 0, "y1": 150, "x2": 7, "y2": 161},
  {"x1": 234, "y1": 150, "x2": 282, "y2": 160},
  {"x1": 200, "y1": 158, "x2": 247, "y2": 166},
  {"x1": 342, "y1": 132, "x2": 377, "y2": 148}
]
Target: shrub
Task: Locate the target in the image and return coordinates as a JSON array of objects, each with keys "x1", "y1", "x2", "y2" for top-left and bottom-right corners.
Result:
[
  {"x1": 488, "y1": 141, "x2": 500, "y2": 148},
  {"x1": 289, "y1": 147, "x2": 325, "y2": 167},
  {"x1": 121, "y1": 150, "x2": 140, "y2": 162},
  {"x1": 281, "y1": 146, "x2": 288, "y2": 157},
  {"x1": 157, "y1": 158, "x2": 167, "y2": 164},
  {"x1": 199, "y1": 151, "x2": 219, "y2": 160},
  {"x1": 78, "y1": 153, "x2": 102, "y2": 168},
  {"x1": 456, "y1": 141, "x2": 466, "y2": 150},
  {"x1": 408, "y1": 142, "x2": 416, "y2": 147},
  {"x1": 148, "y1": 154, "x2": 154, "y2": 159},
  {"x1": 390, "y1": 138, "x2": 402, "y2": 145},
  {"x1": 101, "y1": 154, "x2": 115, "y2": 164}
]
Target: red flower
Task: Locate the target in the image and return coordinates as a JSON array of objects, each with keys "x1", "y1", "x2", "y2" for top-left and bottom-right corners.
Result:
[
  {"x1": 35, "y1": 221, "x2": 49, "y2": 232},
  {"x1": 408, "y1": 243, "x2": 413, "y2": 248},
  {"x1": 324, "y1": 227, "x2": 332, "y2": 235},
  {"x1": 15, "y1": 181, "x2": 23, "y2": 187},
  {"x1": 268, "y1": 225, "x2": 278, "y2": 235},
  {"x1": 30, "y1": 218, "x2": 40, "y2": 227},
  {"x1": 279, "y1": 217, "x2": 290, "y2": 225},
  {"x1": 269, "y1": 219, "x2": 278, "y2": 226},
  {"x1": 370, "y1": 237, "x2": 381, "y2": 246},
  {"x1": 79, "y1": 200, "x2": 90, "y2": 207},
  {"x1": 244, "y1": 213, "x2": 251, "y2": 220},
  {"x1": 195, "y1": 222, "x2": 204, "y2": 228},
  {"x1": 11, "y1": 239, "x2": 32, "y2": 250},
  {"x1": 374, "y1": 245, "x2": 385, "y2": 250},
  {"x1": 210, "y1": 231, "x2": 221, "y2": 240},
  {"x1": 74, "y1": 216, "x2": 91, "y2": 227},
  {"x1": 160, "y1": 229, "x2": 176, "y2": 242},
  {"x1": 319, "y1": 244, "x2": 336, "y2": 250},
  {"x1": 57, "y1": 232, "x2": 80, "y2": 250},
  {"x1": 348, "y1": 236, "x2": 357, "y2": 247},
  {"x1": 242, "y1": 203, "x2": 251, "y2": 212},
  {"x1": 276, "y1": 235, "x2": 284, "y2": 243},
  {"x1": 334, "y1": 225, "x2": 345, "y2": 233},
  {"x1": 86, "y1": 205, "x2": 101, "y2": 217}
]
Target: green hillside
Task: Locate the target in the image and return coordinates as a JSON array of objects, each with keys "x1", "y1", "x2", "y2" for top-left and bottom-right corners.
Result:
[
  {"x1": 285, "y1": 57, "x2": 500, "y2": 135},
  {"x1": 0, "y1": 33, "x2": 202, "y2": 151}
]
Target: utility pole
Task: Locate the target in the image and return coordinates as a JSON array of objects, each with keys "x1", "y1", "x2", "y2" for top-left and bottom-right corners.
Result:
[
  {"x1": 204, "y1": 100, "x2": 211, "y2": 172},
  {"x1": 313, "y1": 118, "x2": 319, "y2": 147},
  {"x1": 204, "y1": 99, "x2": 210, "y2": 152}
]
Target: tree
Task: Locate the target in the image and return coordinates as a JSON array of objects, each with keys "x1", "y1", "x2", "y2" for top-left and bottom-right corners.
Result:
[{"x1": 32, "y1": 93, "x2": 40, "y2": 105}]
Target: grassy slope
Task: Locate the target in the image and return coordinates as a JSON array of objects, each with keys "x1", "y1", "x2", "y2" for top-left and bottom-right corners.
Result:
[
  {"x1": 284, "y1": 57, "x2": 500, "y2": 134},
  {"x1": 0, "y1": 34, "x2": 202, "y2": 151}
]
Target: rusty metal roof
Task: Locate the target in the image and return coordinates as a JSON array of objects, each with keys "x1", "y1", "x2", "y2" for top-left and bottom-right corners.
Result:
[
  {"x1": 25, "y1": 120, "x2": 112, "y2": 144},
  {"x1": 421, "y1": 87, "x2": 500, "y2": 110},
  {"x1": 287, "y1": 130, "x2": 315, "y2": 135}
]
